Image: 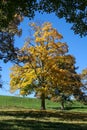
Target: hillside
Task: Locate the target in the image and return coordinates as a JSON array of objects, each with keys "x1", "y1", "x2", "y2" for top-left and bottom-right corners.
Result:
[{"x1": 0, "y1": 95, "x2": 87, "y2": 112}]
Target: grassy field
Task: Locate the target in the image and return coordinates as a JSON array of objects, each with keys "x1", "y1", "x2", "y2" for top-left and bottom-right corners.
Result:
[
  {"x1": 0, "y1": 95, "x2": 87, "y2": 130},
  {"x1": 0, "y1": 95, "x2": 87, "y2": 112}
]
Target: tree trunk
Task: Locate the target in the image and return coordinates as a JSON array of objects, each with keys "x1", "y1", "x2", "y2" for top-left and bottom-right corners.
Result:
[
  {"x1": 40, "y1": 93, "x2": 46, "y2": 110},
  {"x1": 61, "y1": 101, "x2": 65, "y2": 110}
]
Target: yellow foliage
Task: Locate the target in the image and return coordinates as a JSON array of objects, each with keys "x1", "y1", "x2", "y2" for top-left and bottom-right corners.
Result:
[
  {"x1": 10, "y1": 22, "x2": 82, "y2": 98},
  {"x1": 20, "y1": 90, "x2": 25, "y2": 95}
]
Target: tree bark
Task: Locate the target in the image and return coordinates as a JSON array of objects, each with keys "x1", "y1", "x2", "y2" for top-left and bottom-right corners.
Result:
[
  {"x1": 61, "y1": 101, "x2": 65, "y2": 110},
  {"x1": 40, "y1": 93, "x2": 46, "y2": 110}
]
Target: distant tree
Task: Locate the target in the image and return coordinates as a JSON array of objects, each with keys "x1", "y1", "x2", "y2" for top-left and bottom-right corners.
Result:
[
  {"x1": 51, "y1": 93, "x2": 72, "y2": 110},
  {"x1": 79, "y1": 68, "x2": 87, "y2": 104},
  {"x1": 81, "y1": 68, "x2": 87, "y2": 86},
  {"x1": 10, "y1": 22, "x2": 82, "y2": 110},
  {"x1": 50, "y1": 55, "x2": 83, "y2": 110}
]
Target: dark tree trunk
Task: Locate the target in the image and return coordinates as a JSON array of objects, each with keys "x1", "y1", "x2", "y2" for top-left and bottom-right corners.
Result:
[
  {"x1": 40, "y1": 93, "x2": 46, "y2": 110},
  {"x1": 61, "y1": 101, "x2": 65, "y2": 110}
]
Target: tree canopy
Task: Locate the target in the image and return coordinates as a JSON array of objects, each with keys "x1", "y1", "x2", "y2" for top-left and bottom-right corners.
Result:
[
  {"x1": 0, "y1": 0, "x2": 87, "y2": 36},
  {"x1": 0, "y1": 12, "x2": 23, "y2": 62},
  {"x1": 10, "y1": 22, "x2": 82, "y2": 110},
  {"x1": 0, "y1": 0, "x2": 87, "y2": 64}
]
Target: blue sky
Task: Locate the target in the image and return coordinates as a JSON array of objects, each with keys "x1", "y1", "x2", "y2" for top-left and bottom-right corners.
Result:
[{"x1": 0, "y1": 12, "x2": 87, "y2": 96}]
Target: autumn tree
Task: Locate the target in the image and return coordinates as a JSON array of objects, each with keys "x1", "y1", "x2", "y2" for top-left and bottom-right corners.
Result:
[
  {"x1": 49, "y1": 55, "x2": 83, "y2": 109},
  {"x1": 79, "y1": 68, "x2": 87, "y2": 103},
  {"x1": 10, "y1": 22, "x2": 82, "y2": 110},
  {"x1": 0, "y1": 1, "x2": 86, "y2": 84},
  {"x1": 81, "y1": 68, "x2": 87, "y2": 87}
]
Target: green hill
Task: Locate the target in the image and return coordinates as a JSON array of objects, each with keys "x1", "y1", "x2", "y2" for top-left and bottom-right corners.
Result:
[{"x1": 0, "y1": 95, "x2": 87, "y2": 112}]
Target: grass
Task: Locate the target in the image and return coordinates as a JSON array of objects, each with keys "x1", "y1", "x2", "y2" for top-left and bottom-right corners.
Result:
[
  {"x1": 0, "y1": 95, "x2": 87, "y2": 130},
  {"x1": 0, "y1": 95, "x2": 87, "y2": 112},
  {"x1": 0, "y1": 110, "x2": 87, "y2": 130},
  {"x1": 0, "y1": 95, "x2": 60, "y2": 110}
]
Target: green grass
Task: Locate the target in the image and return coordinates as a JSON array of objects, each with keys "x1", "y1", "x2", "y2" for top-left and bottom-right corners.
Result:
[
  {"x1": 0, "y1": 95, "x2": 87, "y2": 130},
  {"x1": 0, "y1": 95, "x2": 59, "y2": 110},
  {"x1": 0, "y1": 95, "x2": 87, "y2": 112}
]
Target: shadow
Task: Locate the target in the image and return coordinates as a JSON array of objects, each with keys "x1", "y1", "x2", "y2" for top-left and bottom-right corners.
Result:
[
  {"x1": 48, "y1": 106, "x2": 87, "y2": 111},
  {"x1": 0, "y1": 110, "x2": 87, "y2": 121},
  {"x1": 0, "y1": 119, "x2": 87, "y2": 130},
  {"x1": 65, "y1": 106, "x2": 87, "y2": 110},
  {"x1": 48, "y1": 106, "x2": 60, "y2": 110}
]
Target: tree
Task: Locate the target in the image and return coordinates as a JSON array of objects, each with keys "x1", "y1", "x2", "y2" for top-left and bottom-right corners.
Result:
[
  {"x1": 81, "y1": 68, "x2": 87, "y2": 93},
  {"x1": 0, "y1": 13, "x2": 23, "y2": 63},
  {"x1": 0, "y1": 67, "x2": 2, "y2": 88},
  {"x1": 81, "y1": 68, "x2": 87, "y2": 87},
  {"x1": 49, "y1": 55, "x2": 83, "y2": 110},
  {"x1": 79, "y1": 68, "x2": 87, "y2": 103},
  {"x1": 0, "y1": 0, "x2": 37, "y2": 30},
  {"x1": 0, "y1": 0, "x2": 87, "y2": 37},
  {"x1": 10, "y1": 22, "x2": 82, "y2": 110},
  {"x1": 51, "y1": 93, "x2": 73, "y2": 110},
  {"x1": 0, "y1": 14, "x2": 21, "y2": 85}
]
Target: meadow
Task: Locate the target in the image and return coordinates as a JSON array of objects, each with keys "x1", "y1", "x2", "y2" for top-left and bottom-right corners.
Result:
[{"x1": 0, "y1": 95, "x2": 87, "y2": 130}]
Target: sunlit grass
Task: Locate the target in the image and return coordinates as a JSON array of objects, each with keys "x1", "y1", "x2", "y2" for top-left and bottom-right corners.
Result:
[{"x1": 0, "y1": 95, "x2": 87, "y2": 112}]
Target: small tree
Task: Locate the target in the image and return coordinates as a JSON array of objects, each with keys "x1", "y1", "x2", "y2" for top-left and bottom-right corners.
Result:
[{"x1": 10, "y1": 22, "x2": 82, "y2": 110}]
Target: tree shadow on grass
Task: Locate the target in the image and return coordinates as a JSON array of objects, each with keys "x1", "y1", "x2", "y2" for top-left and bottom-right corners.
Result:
[
  {"x1": 48, "y1": 106, "x2": 87, "y2": 111},
  {"x1": 0, "y1": 119, "x2": 87, "y2": 130},
  {"x1": 0, "y1": 110, "x2": 87, "y2": 121},
  {"x1": 65, "y1": 106, "x2": 87, "y2": 110}
]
